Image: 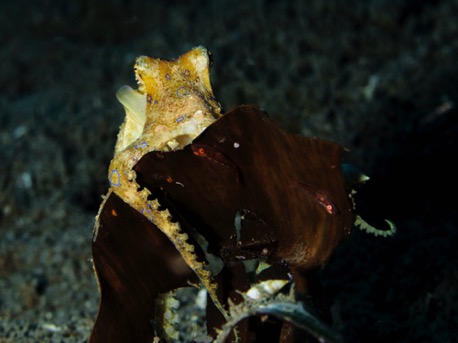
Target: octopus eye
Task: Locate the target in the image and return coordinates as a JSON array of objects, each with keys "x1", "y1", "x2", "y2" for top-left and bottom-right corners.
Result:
[
  {"x1": 295, "y1": 181, "x2": 339, "y2": 215},
  {"x1": 193, "y1": 147, "x2": 207, "y2": 156}
]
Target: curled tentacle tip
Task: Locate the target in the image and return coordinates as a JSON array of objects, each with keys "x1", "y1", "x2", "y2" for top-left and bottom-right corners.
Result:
[{"x1": 355, "y1": 215, "x2": 396, "y2": 237}]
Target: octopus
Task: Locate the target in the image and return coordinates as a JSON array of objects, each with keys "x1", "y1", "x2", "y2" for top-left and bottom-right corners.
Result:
[{"x1": 91, "y1": 47, "x2": 394, "y2": 343}]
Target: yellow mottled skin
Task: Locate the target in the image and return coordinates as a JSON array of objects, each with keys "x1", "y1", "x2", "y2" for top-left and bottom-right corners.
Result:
[{"x1": 94, "y1": 47, "x2": 226, "y2": 316}]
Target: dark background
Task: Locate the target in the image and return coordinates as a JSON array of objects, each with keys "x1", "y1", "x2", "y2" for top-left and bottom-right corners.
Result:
[{"x1": 0, "y1": 0, "x2": 456, "y2": 341}]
